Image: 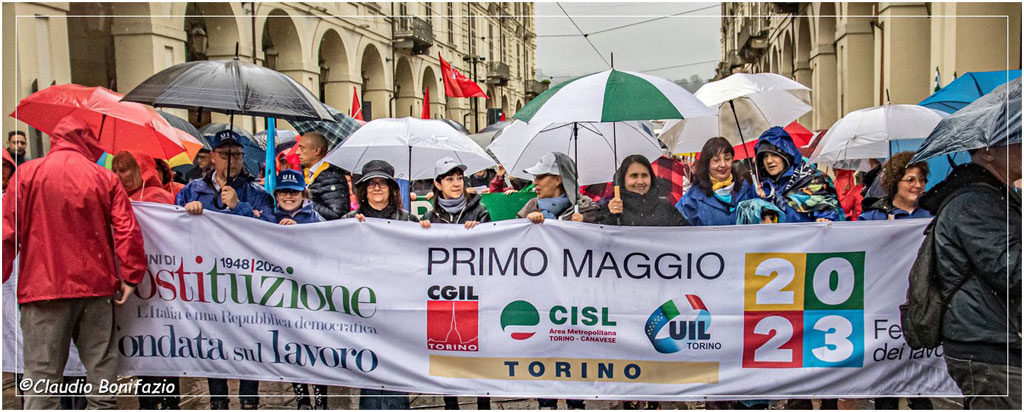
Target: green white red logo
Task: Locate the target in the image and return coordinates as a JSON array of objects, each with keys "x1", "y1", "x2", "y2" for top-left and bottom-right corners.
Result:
[{"x1": 500, "y1": 300, "x2": 540, "y2": 340}]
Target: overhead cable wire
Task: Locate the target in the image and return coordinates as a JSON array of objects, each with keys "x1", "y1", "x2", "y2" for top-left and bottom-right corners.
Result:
[{"x1": 557, "y1": 2, "x2": 611, "y2": 68}]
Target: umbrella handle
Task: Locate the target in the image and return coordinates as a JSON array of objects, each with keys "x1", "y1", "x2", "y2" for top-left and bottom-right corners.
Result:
[{"x1": 729, "y1": 100, "x2": 760, "y2": 182}]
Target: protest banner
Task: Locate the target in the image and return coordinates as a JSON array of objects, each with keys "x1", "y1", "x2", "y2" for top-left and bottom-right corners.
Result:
[{"x1": 3, "y1": 203, "x2": 960, "y2": 399}]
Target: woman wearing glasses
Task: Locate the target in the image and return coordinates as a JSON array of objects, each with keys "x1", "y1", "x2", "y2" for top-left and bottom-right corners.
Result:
[
  {"x1": 343, "y1": 160, "x2": 419, "y2": 223},
  {"x1": 859, "y1": 151, "x2": 932, "y2": 221}
]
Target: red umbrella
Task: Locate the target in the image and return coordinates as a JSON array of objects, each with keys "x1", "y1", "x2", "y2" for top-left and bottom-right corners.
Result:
[
  {"x1": 9, "y1": 84, "x2": 191, "y2": 160},
  {"x1": 732, "y1": 121, "x2": 814, "y2": 160}
]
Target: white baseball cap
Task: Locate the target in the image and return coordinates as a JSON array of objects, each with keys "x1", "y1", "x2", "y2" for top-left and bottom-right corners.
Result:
[
  {"x1": 433, "y1": 157, "x2": 467, "y2": 179},
  {"x1": 523, "y1": 152, "x2": 561, "y2": 176}
]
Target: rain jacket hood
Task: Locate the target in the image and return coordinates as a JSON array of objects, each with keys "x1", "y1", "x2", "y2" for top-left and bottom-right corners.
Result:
[
  {"x1": 124, "y1": 151, "x2": 175, "y2": 204},
  {"x1": 1, "y1": 148, "x2": 14, "y2": 171},
  {"x1": 553, "y1": 152, "x2": 581, "y2": 204},
  {"x1": 753, "y1": 126, "x2": 845, "y2": 222},
  {"x1": 49, "y1": 116, "x2": 106, "y2": 162},
  {"x1": 754, "y1": 126, "x2": 803, "y2": 181}
]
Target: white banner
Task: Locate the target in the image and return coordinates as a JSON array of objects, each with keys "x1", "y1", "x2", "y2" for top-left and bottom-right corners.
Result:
[{"x1": 4, "y1": 203, "x2": 960, "y2": 399}]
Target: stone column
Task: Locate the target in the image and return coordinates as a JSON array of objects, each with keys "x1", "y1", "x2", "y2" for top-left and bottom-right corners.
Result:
[
  {"x1": 111, "y1": 16, "x2": 187, "y2": 94},
  {"x1": 878, "y1": 3, "x2": 930, "y2": 104},
  {"x1": 793, "y1": 60, "x2": 813, "y2": 127},
  {"x1": 836, "y1": 14, "x2": 875, "y2": 115},
  {"x1": 810, "y1": 44, "x2": 839, "y2": 131}
]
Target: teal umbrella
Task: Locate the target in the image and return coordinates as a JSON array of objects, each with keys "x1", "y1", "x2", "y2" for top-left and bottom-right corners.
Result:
[{"x1": 920, "y1": 70, "x2": 1022, "y2": 114}]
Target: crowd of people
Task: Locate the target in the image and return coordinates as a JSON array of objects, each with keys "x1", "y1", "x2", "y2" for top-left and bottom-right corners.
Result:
[{"x1": 1, "y1": 115, "x2": 1020, "y2": 410}]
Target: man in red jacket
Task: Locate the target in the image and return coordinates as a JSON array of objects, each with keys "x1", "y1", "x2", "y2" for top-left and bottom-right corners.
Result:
[{"x1": 2, "y1": 116, "x2": 145, "y2": 409}]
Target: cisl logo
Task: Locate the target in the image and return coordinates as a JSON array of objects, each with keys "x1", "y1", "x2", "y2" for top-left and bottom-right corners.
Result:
[
  {"x1": 645, "y1": 294, "x2": 718, "y2": 354},
  {"x1": 500, "y1": 300, "x2": 540, "y2": 340},
  {"x1": 500, "y1": 300, "x2": 617, "y2": 343},
  {"x1": 426, "y1": 286, "x2": 479, "y2": 352},
  {"x1": 742, "y1": 252, "x2": 866, "y2": 369}
]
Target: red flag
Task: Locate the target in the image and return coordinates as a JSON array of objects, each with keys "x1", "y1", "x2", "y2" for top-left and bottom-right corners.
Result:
[
  {"x1": 439, "y1": 53, "x2": 488, "y2": 99},
  {"x1": 351, "y1": 87, "x2": 364, "y2": 121},
  {"x1": 499, "y1": 112, "x2": 506, "y2": 121},
  {"x1": 421, "y1": 87, "x2": 431, "y2": 119}
]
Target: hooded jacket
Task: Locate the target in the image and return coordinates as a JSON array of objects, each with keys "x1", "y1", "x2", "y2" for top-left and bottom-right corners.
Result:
[
  {"x1": 675, "y1": 168, "x2": 758, "y2": 226},
  {"x1": 124, "y1": 151, "x2": 175, "y2": 204},
  {"x1": 2, "y1": 147, "x2": 15, "y2": 193},
  {"x1": 176, "y1": 169, "x2": 275, "y2": 222},
  {"x1": 517, "y1": 152, "x2": 602, "y2": 222},
  {"x1": 600, "y1": 158, "x2": 689, "y2": 227},
  {"x1": 754, "y1": 127, "x2": 844, "y2": 223},
  {"x1": 919, "y1": 163, "x2": 1021, "y2": 365},
  {"x1": 422, "y1": 193, "x2": 491, "y2": 224},
  {"x1": 2, "y1": 116, "x2": 146, "y2": 303}
]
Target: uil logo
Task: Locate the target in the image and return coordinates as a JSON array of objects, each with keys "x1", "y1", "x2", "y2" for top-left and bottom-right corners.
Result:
[{"x1": 645, "y1": 294, "x2": 716, "y2": 354}]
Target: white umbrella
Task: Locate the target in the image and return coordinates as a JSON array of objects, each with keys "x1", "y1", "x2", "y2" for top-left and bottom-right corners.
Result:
[
  {"x1": 660, "y1": 73, "x2": 812, "y2": 157},
  {"x1": 488, "y1": 120, "x2": 663, "y2": 186},
  {"x1": 323, "y1": 117, "x2": 495, "y2": 181},
  {"x1": 809, "y1": 105, "x2": 949, "y2": 164}
]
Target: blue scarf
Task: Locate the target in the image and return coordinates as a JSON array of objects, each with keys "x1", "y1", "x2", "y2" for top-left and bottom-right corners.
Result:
[
  {"x1": 439, "y1": 194, "x2": 467, "y2": 214},
  {"x1": 537, "y1": 194, "x2": 571, "y2": 219}
]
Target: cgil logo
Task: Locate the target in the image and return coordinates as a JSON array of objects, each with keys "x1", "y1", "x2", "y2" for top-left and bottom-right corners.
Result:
[
  {"x1": 500, "y1": 300, "x2": 541, "y2": 340},
  {"x1": 645, "y1": 294, "x2": 718, "y2": 354},
  {"x1": 426, "y1": 285, "x2": 479, "y2": 352}
]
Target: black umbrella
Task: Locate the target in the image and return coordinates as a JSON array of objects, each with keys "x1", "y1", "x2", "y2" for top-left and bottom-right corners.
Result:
[
  {"x1": 157, "y1": 110, "x2": 209, "y2": 149},
  {"x1": 436, "y1": 118, "x2": 470, "y2": 134},
  {"x1": 122, "y1": 59, "x2": 333, "y2": 122}
]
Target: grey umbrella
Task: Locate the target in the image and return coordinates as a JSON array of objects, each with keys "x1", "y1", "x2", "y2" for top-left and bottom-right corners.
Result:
[
  {"x1": 157, "y1": 110, "x2": 209, "y2": 149},
  {"x1": 913, "y1": 77, "x2": 1022, "y2": 162},
  {"x1": 121, "y1": 58, "x2": 333, "y2": 122}
]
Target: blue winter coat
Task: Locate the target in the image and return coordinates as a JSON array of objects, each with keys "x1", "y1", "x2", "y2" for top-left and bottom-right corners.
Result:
[
  {"x1": 274, "y1": 201, "x2": 325, "y2": 224},
  {"x1": 175, "y1": 173, "x2": 275, "y2": 223},
  {"x1": 675, "y1": 180, "x2": 758, "y2": 226},
  {"x1": 858, "y1": 197, "x2": 933, "y2": 221},
  {"x1": 754, "y1": 127, "x2": 845, "y2": 223}
]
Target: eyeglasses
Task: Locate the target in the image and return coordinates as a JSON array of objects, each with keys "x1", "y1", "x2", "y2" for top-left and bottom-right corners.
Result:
[
  {"x1": 900, "y1": 176, "x2": 928, "y2": 185},
  {"x1": 215, "y1": 151, "x2": 243, "y2": 160},
  {"x1": 367, "y1": 180, "x2": 389, "y2": 189}
]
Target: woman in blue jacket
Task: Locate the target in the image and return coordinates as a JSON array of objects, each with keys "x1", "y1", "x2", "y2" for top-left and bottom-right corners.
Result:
[
  {"x1": 675, "y1": 137, "x2": 758, "y2": 226},
  {"x1": 754, "y1": 127, "x2": 845, "y2": 223},
  {"x1": 273, "y1": 169, "x2": 325, "y2": 225}
]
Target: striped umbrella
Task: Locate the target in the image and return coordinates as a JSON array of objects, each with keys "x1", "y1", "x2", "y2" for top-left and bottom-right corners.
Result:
[
  {"x1": 290, "y1": 105, "x2": 362, "y2": 151},
  {"x1": 514, "y1": 69, "x2": 713, "y2": 124},
  {"x1": 511, "y1": 70, "x2": 712, "y2": 200}
]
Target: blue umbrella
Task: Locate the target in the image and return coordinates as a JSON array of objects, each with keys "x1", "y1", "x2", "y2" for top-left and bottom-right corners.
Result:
[
  {"x1": 913, "y1": 77, "x2": 1022, "y2": 163},
  {"x1": 920, "y1": 70, "x2": 1021, "y2": 114}
]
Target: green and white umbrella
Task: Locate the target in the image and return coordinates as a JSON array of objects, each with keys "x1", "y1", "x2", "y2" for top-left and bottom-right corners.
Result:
[{"x1": 515, "y1": 69, "x2": 714, "y2": 124}]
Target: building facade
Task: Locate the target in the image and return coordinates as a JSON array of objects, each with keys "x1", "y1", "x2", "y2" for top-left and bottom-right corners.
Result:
[
  {"x1": 3, "y1": 2, "x2": 543, "y2": 158},
  {"x1": 716, "y1": 2, "x2": 1022, "y2": 130}
]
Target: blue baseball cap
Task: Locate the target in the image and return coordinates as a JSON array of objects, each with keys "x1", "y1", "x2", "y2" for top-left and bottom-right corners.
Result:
[
  {"x1": 210, "y1": 130, "x2": 245, "y2": 149},
  {"x1": 275, "y1": 169, "x2": 306, "y2": 192}
]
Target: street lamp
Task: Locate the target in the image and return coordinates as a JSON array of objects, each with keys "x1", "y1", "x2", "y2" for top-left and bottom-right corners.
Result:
[
  {"x1": 264, "y1": 44, "x2": 278, "y2": 70},
  {"x1": 187, "y1": 23, "x2": 208, "y2": 60},
  {"x1": 461, "y1": 54, "x2": 485, "y2": 132},
  {"x1": 319, "y1": 58, "x2": 330, "y2": 103}
]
